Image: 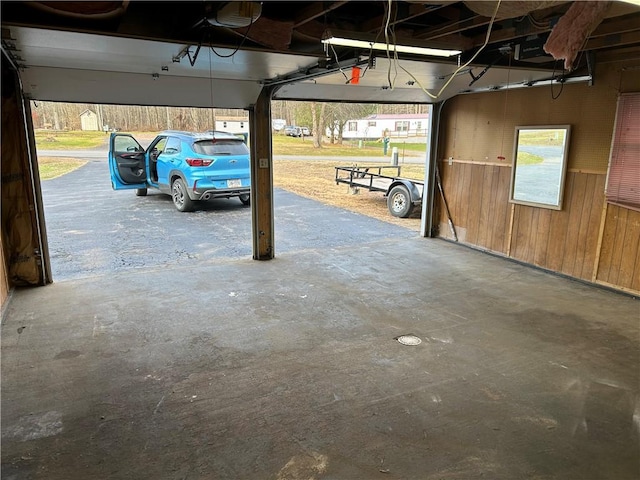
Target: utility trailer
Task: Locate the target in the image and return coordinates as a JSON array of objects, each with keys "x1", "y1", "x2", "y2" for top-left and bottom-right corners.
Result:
[{"x1": 335, "y1": 165, "x2": 424, "y2": 218}]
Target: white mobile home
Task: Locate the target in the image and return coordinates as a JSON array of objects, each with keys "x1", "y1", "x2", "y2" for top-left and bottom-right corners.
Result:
[{"x1": 341, "y1": 113, "x2": 428, "y2": 140}]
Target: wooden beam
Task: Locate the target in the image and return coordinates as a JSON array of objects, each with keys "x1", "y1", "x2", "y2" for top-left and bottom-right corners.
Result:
[
  {"x1": 235, "y1": 17, "x2": 295, "y2": 50},
  {"x1": 585, "y1": 29, "x2": 640, "y2": 51},
  {"x1": 415, "y1": 14, "x2": 489, "y2": 41},
  {"x1": 249, "y1": 86, "x2": 277, "y2": 260},
  {"x1": 362, "y1": 3, "x2": 449, "y2": 34},
  {"x1": 589, "y1": 13, "x2": 640, "y2": 38},
  {"x1": 467, "y1": 11, "x2": 640, "y2": 49},
  {"x1": 467, "y1": 21, "x2": 549, "y2": 48},
  {"x1": 293, "y1": 1, "x2": 348, "y2": 29},
  {"x1": 596, "y1": 46, "x2": 640, "y2": 64},
  {"x1": 396, "y1": 31, "x2": 472, "y2": 52}
]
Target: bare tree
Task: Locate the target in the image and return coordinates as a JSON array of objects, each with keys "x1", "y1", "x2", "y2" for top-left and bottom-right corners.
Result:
[
  {"x1": 30, "y1": 100, "x2": 428, "y2": 134},
  {"x1": 310, "y1": 102, "x2": 327, "y2": 148}
]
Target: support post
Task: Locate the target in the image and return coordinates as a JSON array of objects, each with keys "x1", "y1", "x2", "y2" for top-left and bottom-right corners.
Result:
[
  {"x1": 420, "y1": 103, "x2": 438, "y2": 238},
  {"x1": 248, "y1": 86, "x2": 277, "y2": 260}
]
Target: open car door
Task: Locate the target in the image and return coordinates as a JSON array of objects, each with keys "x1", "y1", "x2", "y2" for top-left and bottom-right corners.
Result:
[{"x1": 108, "y1": 133, "x2": 147, "y2": 190}]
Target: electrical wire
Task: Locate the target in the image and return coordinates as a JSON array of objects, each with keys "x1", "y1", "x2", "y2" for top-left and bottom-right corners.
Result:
[
  {"x1": 527, "y1": 12, "x2": 548, "y2": 29},
  {"x1": 358, "y1": 11, "x2": 386, "y2": 82},
  {"x1": 208, "y1": 41, "x2": 215, "y2": 132},
  {"x1": 500, "y1": 53, "x2": 512, "y2": 157},
  {"x1": 384, "y1": 0, "x2": 394, "y2": 89},
  {"x1": 393, "y1": 0, "x2": 503, "y2": 100},
  {"x1": 329, "y1": 42, "x2": 350, "y2": 83},
  {"x1": 551, "y1": 60, "x2": 565, "y2": 100},
  {"x1": 390, "y1": 2, "x2": 400, "y2": 89},
  {"x1": 209, "y1": 18, "x2": 256, "y2": 58}
]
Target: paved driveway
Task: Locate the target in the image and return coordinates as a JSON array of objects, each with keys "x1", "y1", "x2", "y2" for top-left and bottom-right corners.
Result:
[{"x1": 41, "y1": 157, "x2": 417, "y2": 281}]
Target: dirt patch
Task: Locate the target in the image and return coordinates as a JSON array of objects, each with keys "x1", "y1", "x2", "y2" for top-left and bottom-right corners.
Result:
[{"x1": 273, "y1": 159, "x2": 423, "y2": 230}]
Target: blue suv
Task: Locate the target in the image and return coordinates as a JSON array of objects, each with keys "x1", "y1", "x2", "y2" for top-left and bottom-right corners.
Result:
[{"x1": 108, "y1": 131, "x2": 251, "y2": 212}]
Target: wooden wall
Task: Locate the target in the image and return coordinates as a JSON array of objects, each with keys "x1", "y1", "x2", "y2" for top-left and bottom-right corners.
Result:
[
  {"x1": 596, "y1": 205, "x2": 640, "y2": 293},
  {"x1": 0, "y1": 233, "x2": 9, "y2": 313},
  {"x1": 437, "y1": 61, "x2": 640, "y2": 295}
]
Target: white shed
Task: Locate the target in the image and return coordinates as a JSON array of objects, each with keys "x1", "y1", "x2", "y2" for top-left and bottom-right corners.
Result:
[{"x1": 79, "y1": 109, "x2": 99, "y2": 131}]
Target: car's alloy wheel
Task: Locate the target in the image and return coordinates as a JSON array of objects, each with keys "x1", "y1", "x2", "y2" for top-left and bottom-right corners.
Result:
[{"x1": 172, "y1": 178, "x2": 195, "y2": 212}]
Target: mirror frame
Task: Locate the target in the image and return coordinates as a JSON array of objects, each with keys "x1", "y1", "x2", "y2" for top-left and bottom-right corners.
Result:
[{"x1": 509, "y1": 125, "x2": 571, "y2": 210}]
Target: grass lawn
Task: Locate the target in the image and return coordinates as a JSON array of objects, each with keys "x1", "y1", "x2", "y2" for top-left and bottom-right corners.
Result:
[
  {"x1": 272, "y1": 135, "x2": 424, "y2": 157},
  {"x1": 38, "y1": 157, "x2": 87, "y2": 180},
  {"x1": 273, "y1": 159, "x2": 424, "y2": 230},
  {"x1": 35, "y1": 130, "x2": 108, "y2": 150},
  {"x1": 34, "y1": 130, "x2": 426, "y2": 160}
]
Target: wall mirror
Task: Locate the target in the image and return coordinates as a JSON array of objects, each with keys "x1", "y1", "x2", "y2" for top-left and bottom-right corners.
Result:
[{"x1": 510, "y1": 125, "x2": 571, "y2": 210}]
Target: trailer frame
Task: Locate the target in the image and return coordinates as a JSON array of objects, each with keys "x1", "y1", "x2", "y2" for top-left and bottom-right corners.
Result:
[{"x1": 335, "y1": 165, "x2": 424, "y2": 218}]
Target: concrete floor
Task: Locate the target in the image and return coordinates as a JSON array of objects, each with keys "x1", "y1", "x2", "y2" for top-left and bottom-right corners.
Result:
[{"x1": 2, "y1": 237, "x2": 639, "y2": 479}]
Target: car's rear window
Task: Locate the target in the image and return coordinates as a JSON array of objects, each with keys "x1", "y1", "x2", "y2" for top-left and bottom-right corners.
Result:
[{"x1": 192, "y1": 140, "x2": 249, "y2": 156}]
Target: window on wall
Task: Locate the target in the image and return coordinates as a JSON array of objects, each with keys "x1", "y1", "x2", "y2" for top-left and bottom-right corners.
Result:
[
  {"x1": 368, "y1": 121, "x2": 376, "y2": 127},
  {"x1": 606, "y1": 93, "x2": 640, "y2": 211},
  {"x1": 395, "y1": 121, "x2": 409, "y2": 131},
  {"x1": 348, "y1": 121, "x2": 357, "y2": 131},
  {"x1": 510, "y1": 125, "x2": 571, "y2": 210}
]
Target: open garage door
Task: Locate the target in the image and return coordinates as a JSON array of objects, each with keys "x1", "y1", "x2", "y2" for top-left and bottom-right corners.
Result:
[{"x1": 1, "y1": 52, "x2": 51, "y2": 287}]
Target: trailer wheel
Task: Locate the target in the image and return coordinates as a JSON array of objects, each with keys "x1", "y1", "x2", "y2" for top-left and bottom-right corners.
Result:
[{"x1": 388, "y1": 185, "x2": 413, "y2": 218}]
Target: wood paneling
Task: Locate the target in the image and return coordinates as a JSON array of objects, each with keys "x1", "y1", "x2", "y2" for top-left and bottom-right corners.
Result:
[
  {"x1": 439, "y1": 63, "x2": 638, "y2": 177},
  {"x1": 435, "y1": 62, "x2": 639, "y2": 294},
  {"x1": 560, "y1": 172, "x2": 588, "y2": 276},
  {"x1": 510, "y1": 172, "x2": 606, "y2": 281},
  {"x1": 437, "y1": 163, "x2": 622, "y2": 286},
  {"x1": 0, "y1": 234, "x2": 9, "y2": 310},
  {"x1": 597, "y1": 204, "x2": 640, "y2": 292},
  {"x1": 438, "y1": 162, "x2": 512, "y2": 254}
]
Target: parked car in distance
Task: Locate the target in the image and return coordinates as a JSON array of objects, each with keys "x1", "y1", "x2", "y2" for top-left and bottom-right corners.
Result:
[
  {"x1": 300, "y1": 126, "x2": 310, "y2": 136},
  {"x1": 284, "y1": 125, "x2": 301, "y2": 137},
  {"x1": 108, "y1": 130, "x2": 251, "y2": 212}
]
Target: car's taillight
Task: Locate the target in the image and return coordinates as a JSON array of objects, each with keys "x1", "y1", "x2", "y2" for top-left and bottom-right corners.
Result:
[{"x1": 186, "y1": 158, "x2": 213, "y2": 167}]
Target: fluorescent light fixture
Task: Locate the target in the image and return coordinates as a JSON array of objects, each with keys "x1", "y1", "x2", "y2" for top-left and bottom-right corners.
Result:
[{"x1": 322, "y1": 36, "x2": 461, "y2": 58}]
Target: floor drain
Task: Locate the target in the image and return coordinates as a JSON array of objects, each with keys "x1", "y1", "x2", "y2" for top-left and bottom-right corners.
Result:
[{"x1": 395, "y1": 335, "x2": 422, "y2": 346}]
